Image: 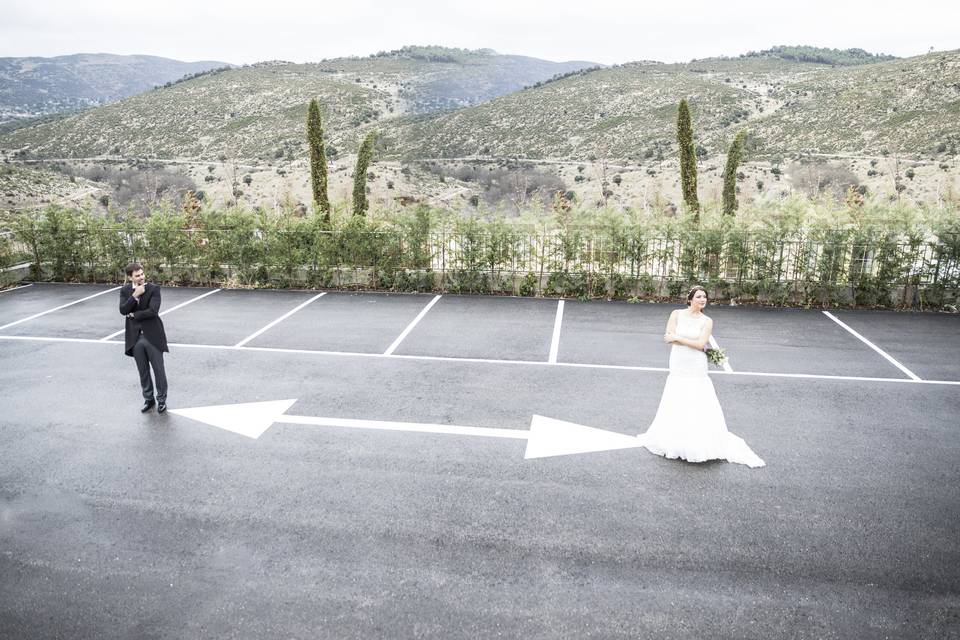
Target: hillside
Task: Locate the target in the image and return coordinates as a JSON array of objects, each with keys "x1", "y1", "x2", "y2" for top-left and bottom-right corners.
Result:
[
  {"x1": 7, "y1": 46, "x2": 954, "y2": 166},
  {"x1": 0, "y1": 62, "x2": 389, "y2": 161},
  {"x1": 383, "y1": 61, "x2": 759, "y2": 160},
  {"x1": 0, "y1": 54, "x2": 230, "y2": 123},
  {"x1": 327, "y1": 46, "x2": 599, "y2": 113},
  {"x1": 744, "y1": 52, "x2": 960, "y2": 155},
  {"x1": 1, "y1": 46, "x2": 957, "y2": 214},
  {"x1": 0, "y1": 47, "x2": 599, "y2": 162},
  {"x1": 385, "y1": 49, "x2": 960, "y2": 161}
]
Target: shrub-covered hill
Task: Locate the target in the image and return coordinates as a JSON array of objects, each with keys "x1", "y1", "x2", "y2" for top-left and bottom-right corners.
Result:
[
  {"x1": 382, "y1": 63, "x2": 746, "y2": 161},
  {"x1": 3, "y1": 45, "x2": 957, "y2": 185},
  {"x1": 0, "y1": 62, "x2": 390, "y2": 161},
  {"x1": 326, "y1": 46, "x2": 599, "y2": 113},
  {"x1": 384, "y1": 49, "x2": 960, "y2": 161},
  {"x1": 743, "y1": 50, "x2": 960, "y2": 156},
  {"x1": 736, "y1": 45, "x2": 898, "y2": 66},
  {"x1": 0, "y1": 54, "x2": 230, "y2": 122},
  {"x1": 0, "y1": 47, "x2": 598, "y2": 162}
]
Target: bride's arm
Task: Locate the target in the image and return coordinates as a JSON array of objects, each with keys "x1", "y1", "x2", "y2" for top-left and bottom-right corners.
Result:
[
  {"x1": 667, "y1": 317, "x2": 713, "y2": 351},
  {"x1": 662, "y1": 310, "x2": 679, "y2": 343}
]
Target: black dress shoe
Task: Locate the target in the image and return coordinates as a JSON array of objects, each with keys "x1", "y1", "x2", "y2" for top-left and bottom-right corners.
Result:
[
  {"x1": 141, "y1": 399, "x2": 155, "y2": 413},
  {"x1": 157, "y1": 401, "x2": 167, "y2": 414}
]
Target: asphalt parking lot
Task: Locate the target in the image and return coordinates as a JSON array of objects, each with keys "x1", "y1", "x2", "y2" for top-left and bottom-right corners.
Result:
[{"x1": 1, "y1": 282, "x2": 958, "y2": 639}]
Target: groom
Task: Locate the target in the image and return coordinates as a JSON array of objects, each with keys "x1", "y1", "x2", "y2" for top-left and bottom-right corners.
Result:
[{"x1": 119, "y1": 262, "x2": 169, "y2": 413}]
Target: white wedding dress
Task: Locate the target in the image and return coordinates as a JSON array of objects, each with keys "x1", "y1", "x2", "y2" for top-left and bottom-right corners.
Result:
[{"x1": 637, "y1": 312, "x2": 765, "y2": 468}]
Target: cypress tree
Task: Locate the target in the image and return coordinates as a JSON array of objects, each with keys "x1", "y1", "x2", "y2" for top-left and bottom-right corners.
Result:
[
  {"x1": 352, "y1": 132, "x2": 376, "y2": 216},
  {"x1": 676, "y1": 99, "x2": 700, "y2": 217},
  {"x1": 722, "y1": 130, "x2": 747, "y2": 216},
  {"x1": 306, "y1": 99, "x2": 330, "y2": 219}
]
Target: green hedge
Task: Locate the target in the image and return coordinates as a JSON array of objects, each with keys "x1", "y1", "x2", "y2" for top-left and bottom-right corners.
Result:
[
  {"x1": 2, "y1": 196, "x2": 959, "y2": 308},
  {"x1": 0, "y1": 231, "x2": 11, "y2": 269}
]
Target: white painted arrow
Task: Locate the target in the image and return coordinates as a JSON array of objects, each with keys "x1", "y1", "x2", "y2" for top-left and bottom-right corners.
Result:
[{"x1": 169, "y1": 399, "x2": 642, "y2": 459}]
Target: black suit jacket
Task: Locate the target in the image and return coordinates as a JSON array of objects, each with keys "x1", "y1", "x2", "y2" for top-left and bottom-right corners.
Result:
[{"x1": 119, "y1": 283, "x2": 169, "y2": 356}]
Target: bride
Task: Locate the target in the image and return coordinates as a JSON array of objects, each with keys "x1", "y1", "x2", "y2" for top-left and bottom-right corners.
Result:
[{"x1": 637, "y1": 285, "x2": 765, "y2": 468}]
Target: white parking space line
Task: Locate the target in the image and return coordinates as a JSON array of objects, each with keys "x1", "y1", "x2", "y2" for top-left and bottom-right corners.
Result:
[
  {"x1": 708, "y1": 334, "x2": 733, "y2": 373},
  {"x1": 99, "y1": 288, "x2": 222, "y2": 341},
  {"x1": 383, "y1": 294, "x2": 442, "y2": 355},
  {"x1": 548, "y1": 300, "x2": 565, "y2": 364},
  {"x1": 822, "y1": 311, "x2": 921, "y2": 381},
  {"x1": 1, "y1": 333, "x2": 959, "y2": 386},
  {"x1": 0, "y1": 283, "x2": 34, "y2": 294},
  {"x1": 233, "y1": 293, "x2": 326, "y2": 348},
  {"x1": 0, "y1": 286, "x2": 121, "y2": 331},
  {"x1": 1, "y1": 335, "x2": 114, "y2": 345}
]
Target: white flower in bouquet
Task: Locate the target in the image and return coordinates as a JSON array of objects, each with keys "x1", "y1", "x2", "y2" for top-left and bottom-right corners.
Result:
[{"x1": 704, "y1": 346, "x2": 727, "y2": 367}]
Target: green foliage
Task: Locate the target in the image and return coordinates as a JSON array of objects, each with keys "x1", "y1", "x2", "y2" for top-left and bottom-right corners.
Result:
[
  {"x1": 677, "y1": 99, "x2": 700, "y2": 216},
  {"x1": 722, "y1": 130, "x2": 747, "y2": 216},
  {"x1": 744, "y1": 46, "x2": 897, "y2": 66},
  {"x1": 37, "y1": 206, "x2": 85, "y2": 281},
  {"x1": 2, "y1": 210, "x2": 44, "y2": 279},
  {"x1": 144, "y1": 208, "x2": 195, "y2": 282},
  {"x1": 3, "y1": 196, "x2": 958, "y2": 308},
  {"x1": 352, "y1": 131, "x2": 376, "y2": 216},
  {"x1": 526, "y1": 66, "x2": 605, "y2": 90},
  {"x1": 0, "y1": 232, "x2": 10, "y2": 269},
  {"x1": 306, "y1": 99, "x2": 330, "y2": 219}
]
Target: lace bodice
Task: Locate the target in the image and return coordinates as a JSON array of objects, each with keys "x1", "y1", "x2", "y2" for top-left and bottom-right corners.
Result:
[
  {"x1": 670, "y1": 311, "x2": 708, "y2": 376},
  {"x1": 675, "y1": 311, "x2": 706, "y2": 339}
]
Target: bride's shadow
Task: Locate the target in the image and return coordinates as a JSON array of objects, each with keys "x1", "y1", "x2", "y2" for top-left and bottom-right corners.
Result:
[{"x1": 655, "y1": 457, "x2": 727, "y2": 469}]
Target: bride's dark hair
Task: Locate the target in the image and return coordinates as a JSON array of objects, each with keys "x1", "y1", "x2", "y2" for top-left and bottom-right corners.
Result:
[{"x1": 686, "y1": 285, "x2": 707, "y2": 306}]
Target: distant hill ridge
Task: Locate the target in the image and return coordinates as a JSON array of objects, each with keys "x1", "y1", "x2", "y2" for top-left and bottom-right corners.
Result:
[
  {"x1": 741, "y1": 45, "x2": 898, "y2": 66},
  {"x1": 0, "y1": 53, "x2": 231, "y2": 122},
  {"x1": 365, "y1": 45, "x2": 498, "y2": 64},
  {"x1": 690, "y1": 46, "x2": 898, "y2": 67}
]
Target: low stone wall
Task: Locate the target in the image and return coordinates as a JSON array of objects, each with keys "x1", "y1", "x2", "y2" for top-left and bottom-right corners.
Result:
[{"x1": 1, "y1": 262, "x2": 32, "y2": 288}]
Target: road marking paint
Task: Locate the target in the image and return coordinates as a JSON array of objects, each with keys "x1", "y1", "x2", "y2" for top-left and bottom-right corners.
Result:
[
  {"x1": 383, "y1": 294, "x2": 441, "y2": 355},
  {"x1": 281, "y1": 413, "x2": 530, "y2": 440},
  {"x1": 2, "y1": 334, "x2": 958, "y2": 386},
  {"x1": 0, "y1": 286, "x2": 121, "y2": 331},
  {"x1": 0, "y1": 283, "x2": 34, "y2": 294},
  {"x1": 0, "y1": 335, "x2": 112, "y2": 345},
  {"x1": 170, "y1": 399, "x2": 643, "y2": 459},
  {"x1": 233, "y1": 292, "x2": 325, "y2": 348},
  {"x1": 822, "y1": 311, "x2": 921, "y2": 381},
  {"x1": 548, "y1": 299, "x2": 565, "y2": 364},
  {"x1": 99, "y1": 288, "x2": 222, "y2": 341}
]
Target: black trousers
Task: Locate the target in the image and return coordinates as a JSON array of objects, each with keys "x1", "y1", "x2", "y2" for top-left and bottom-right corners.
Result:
[{"x1": 133, "y1": 333, "x2": 167, "y2": 402}]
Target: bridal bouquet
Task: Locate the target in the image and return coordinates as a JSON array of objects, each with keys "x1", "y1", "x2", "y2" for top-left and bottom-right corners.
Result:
[{"x1": 704, "y1": 346, "x2": 728, "y2": 367}]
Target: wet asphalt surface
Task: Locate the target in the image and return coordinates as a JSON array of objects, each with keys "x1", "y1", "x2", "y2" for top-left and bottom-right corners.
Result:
[{"x1": 1, "y1": 283, "x2": 958, "y2": 639}]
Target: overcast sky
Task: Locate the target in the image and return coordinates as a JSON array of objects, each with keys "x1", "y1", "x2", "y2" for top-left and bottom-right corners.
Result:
[{"x1": 2, "y1": 0, "x2": 957, "y2": 65}]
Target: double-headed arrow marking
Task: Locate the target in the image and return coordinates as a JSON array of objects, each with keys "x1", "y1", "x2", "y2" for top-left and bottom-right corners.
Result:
[{"x1": 170, "y1": 399, "x2": 643, "y2": 459}]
